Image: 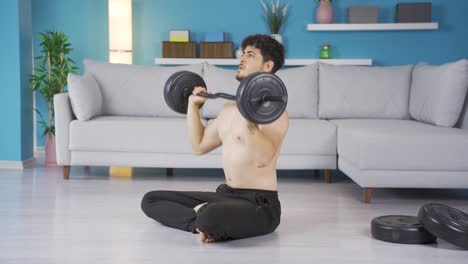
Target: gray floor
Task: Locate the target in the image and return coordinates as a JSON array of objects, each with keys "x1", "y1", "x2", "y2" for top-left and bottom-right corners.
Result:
[{"x1": 1, "y1": 158, "x2": 467, "y2": 264}]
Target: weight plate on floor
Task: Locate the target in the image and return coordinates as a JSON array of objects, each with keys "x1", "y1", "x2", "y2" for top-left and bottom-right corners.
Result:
[
  {"x1": 236, "y1": 72, "x2": 287, "y2": 124},
  {"x1": 371, "y1": 215, "x2": 437, "y2": 244},
  {"x1": 418, "y1": 203, "x2": 468, "y2": 250},
  {"x1": 163, "y1": 71, "x2": 206, "y2": 114}
]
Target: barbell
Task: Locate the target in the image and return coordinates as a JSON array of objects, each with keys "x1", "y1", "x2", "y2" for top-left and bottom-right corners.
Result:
[{"x1": 163, "y1": 71, "x2": 288, "y2": 124}]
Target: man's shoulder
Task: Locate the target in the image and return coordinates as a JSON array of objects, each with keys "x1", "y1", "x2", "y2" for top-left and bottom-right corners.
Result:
[
  {"x1": 219, "y1": 102, "x2": 236, "y2": 115},
  {"x1": 211, "y1": 102, "x2": 235, "y2": 123},
  {"x1": 259, "y1": 111, "x2": 288, "y2": 133},
  {"x1": 223, "y1": 102, "x2": 237, "y2": 109}
]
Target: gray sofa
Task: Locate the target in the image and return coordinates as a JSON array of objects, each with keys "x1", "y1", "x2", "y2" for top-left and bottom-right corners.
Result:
[{"x1": 54, "y1": 59, "x2": 468, "y2": 202}]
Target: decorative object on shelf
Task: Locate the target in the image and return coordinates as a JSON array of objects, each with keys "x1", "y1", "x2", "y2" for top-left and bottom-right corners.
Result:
[
  {"x1": 235, "y1": 46, "x2": 243, "y2": 58},
  {"x1": 162, "y1": 41, "x2": 196, "y2": 58},
  {"x1": 170, "y1": 30, "x2": 190, "y2": 42},
  {"x1": 30, "y1": 31, "x2": 78, "y2": 166},
  {"x1": 348, "y1": 6, "x2": 379, "y2": 24},
  {"x1": 260, "y1": 0, "x2": 289, "y2": 44},
  {"x1": 204, "y1": 32, "x2": 225, "y2": 42},
  {"x1": 200, "y1": 42, "x2": 234, "y2": 58},
  {"x1": 396, "y1": 3, "x2": 432, "y2": 23},
  {"x1": 319, "y1": 44, "x2": 332, "y2": 59},
  {"x1": 270, "y1": 34, "x2": 283, "y2": 44},
  {"x1": 315, "y1": 0, "x2": 333, "y2": 24}
]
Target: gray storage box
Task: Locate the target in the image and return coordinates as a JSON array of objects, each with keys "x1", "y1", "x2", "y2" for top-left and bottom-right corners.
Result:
[
  {"x1": 348, "y1": 6, "x2": 379, "y2": 23},
  {"x1": 396, "y1": 3, "x2": 432, "y2": 23}
]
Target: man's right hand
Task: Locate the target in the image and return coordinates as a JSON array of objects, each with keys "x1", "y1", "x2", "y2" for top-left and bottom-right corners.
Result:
[{"x1": 188, "y1": 86, "x2": 208, "y2": 106}]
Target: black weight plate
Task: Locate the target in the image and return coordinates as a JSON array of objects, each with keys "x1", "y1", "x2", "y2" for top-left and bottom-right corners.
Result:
[
  {"x1": 418, "y1": 203, "x2": 468, "y2": 249},
  {"x1": 163, "y1": 71, "x2": 206, "y2": 114},
  {"x1": 371, "y1": 215, "x2": 436, "y2": 244},
  {"x1": 236, "y1": 72, "x2": 287, "y2": 124}
]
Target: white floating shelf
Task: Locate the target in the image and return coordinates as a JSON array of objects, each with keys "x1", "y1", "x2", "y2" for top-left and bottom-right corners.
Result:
[
  {"x1": 155, "y1": 58, "x2": 372, "y2": 66},
  {"x1": 286, "y1": 59, "x2": 372, "y2": 66},
  {"x1": 306, "y1": 22, "x2": 438, "y2": 31}
]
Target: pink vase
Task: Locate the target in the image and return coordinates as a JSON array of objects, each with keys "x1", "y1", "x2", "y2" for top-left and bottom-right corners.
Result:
[
  {"x1": 45, "y1": 135, "x2": 57, "y2": 166},
  {"x1": 316, "y1": 1, "x2": 334, "y2": 24}
]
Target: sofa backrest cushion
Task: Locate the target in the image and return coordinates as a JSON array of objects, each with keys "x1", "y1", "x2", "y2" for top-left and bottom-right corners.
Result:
[
  {"x1": 83, "y1": 59, "x2": 203, "y2": 117},
  {"x1": 318, "y1": 63, "x2": 413, "y2": 119},
  {"x1": 276, "y1": 63, "x2": 319, "y2": 119},
  {"x1": 67, "y1": 73, "x2": 102, "y2": 121},
  {"x1": 201, "y1": 63, "x2": 319, "y2": 119},
  {"x1": 410, "y1": 59, "x2": 468, "y2": 127},
  {"x1": 201, "y1": 63, "x2": 239, "y2": 119}
]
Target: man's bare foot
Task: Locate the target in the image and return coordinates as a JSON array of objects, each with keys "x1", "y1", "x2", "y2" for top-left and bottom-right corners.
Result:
[{"x1": 196, "y1": 228, "x2": 219, "y2": 243}]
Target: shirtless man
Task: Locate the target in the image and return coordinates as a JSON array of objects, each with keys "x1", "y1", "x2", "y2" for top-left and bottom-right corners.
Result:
[{"x1": 141, "y1": 34, "x2": 288, "y2": 243}]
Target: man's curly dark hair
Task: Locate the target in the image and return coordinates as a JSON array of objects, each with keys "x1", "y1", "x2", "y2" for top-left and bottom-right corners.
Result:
[{"x1": 241, "y1": 34, "x2": 285, "y2": 73}]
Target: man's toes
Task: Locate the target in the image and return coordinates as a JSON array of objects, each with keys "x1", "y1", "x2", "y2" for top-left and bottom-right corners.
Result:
[
  {"x1": 205, "y1": 235, "x2": 217, "y2": 243},
  {"x1": 199, "y1": 232, "x2": 206, "y2": 242}
]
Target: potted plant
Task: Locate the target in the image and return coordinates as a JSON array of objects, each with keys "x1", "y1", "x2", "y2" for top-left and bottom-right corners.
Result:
[
  {"x1": 315, "y1": 0, "x2": 334, "y2": 24},
  {"x1": 30, "y1": 30, "x2": 77, "y2": 166},
  {"x1": 260, "y1": 0, "x2": 289, "y2": 44}
]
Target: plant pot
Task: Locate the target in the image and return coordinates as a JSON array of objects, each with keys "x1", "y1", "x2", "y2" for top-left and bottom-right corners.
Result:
[
  {"x1": 316, "y1": 1, "x2": 334, "y2": 24},
  {"x1": 45, "y1": 135, "x2": 57, "y2": 166},
  {"x1": 235, "y1": 47, "x2": 243, "y2": 58},
  {"x1": 270, "y1": 34, "x2": 283, "y2": 44}
]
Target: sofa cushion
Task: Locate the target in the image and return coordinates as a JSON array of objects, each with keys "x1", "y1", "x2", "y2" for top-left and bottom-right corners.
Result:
[
  {"x1": 70, "y1": 116, "x2": 208, "y2": 153},
  {"x1": 281, "y1": 119, "x2": 336, "y2": 155},
  {"x1": 409, "y1": 59, "x2": 468, "y2": 127},
  {"x1": 83, "y1": 59, "x2": 203, "y2": 118},
  {"x1": 201, "y1": 63, "x2": 319, "y2": 119},
  {"x1": 276, "y1": 63, "x2": 319, "y2": 119},
  {"x1": 67, "y1": 73, "x2": 102, "y2": 121},
  {"x1": 201, "y1": 63, "x2": 239, "y2": 119},
  {"x1": 331, "y1": 119, "x2": 468, "y2": 171},
  {"x1": 207, "y1": 119, "x2": 337, "y2": 155},
  {"x1": 319, "y1": 63, "x2": 413, "y2": 120}
]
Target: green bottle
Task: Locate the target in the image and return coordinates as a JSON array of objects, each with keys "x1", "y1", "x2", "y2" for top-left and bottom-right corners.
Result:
[{"x1": 319, "y1": 44, "x2": 332, "y2": 59}]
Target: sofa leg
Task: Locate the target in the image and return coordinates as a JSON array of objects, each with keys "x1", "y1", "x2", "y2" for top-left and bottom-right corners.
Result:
[
  {"x1": 363, "y1": 188, "x2": 372, "y2": 203},
  {"x1": 324, "y1": 169, "x2": 332, "y2": 183},
  {"x1": 84, "y1": 166, "x2": 91, "y2": 174},
  {"x1": 63, "y1": 166, "x2": 70, "y2": 180},
  {"x1": 166, "y1": 168, "x2": 173, "y2": 176},
  {"x1": 313, "y1": 169, "x2": 320, "y2": 178}
]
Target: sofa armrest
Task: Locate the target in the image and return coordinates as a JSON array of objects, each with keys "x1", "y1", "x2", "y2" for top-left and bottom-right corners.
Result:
[
  {"x1": 457, "y1": 94, "x2": 468, "y2": 130},
  {"x1": 54, "y1": 93, "x2": 75, "y2": 165}
]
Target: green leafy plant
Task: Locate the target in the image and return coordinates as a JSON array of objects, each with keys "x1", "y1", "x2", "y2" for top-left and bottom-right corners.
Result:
[
  {"x1": 260, "y1": 0, "x2": 289, "y2": 34},
  {"x1": 30, "y1": 30, "x2": 78, "y2": 138},
  {"x1": 34, "y1": 108, "x2": 54, "y2": 137}
]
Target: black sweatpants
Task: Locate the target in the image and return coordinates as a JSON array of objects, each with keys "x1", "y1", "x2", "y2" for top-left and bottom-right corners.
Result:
[{"x1": 141, "y1": 184, "x2": 281, "y2": 240}]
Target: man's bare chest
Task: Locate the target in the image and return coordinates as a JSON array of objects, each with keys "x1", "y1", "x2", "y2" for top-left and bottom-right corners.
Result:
[{"x1": 217, "y1": 106, "x2": 247, "y2": 144}]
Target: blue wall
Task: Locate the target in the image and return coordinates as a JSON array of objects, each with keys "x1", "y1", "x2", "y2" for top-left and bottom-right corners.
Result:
[
  {"x1": 0, "y1": 0, "x2": 22, "y2": 160},
  {"x1": 0, "y1": 0, "x2": 33, "y2": 161},
  {"x1": 31, "y1": 0, "x2": 468, "y2": 147}
]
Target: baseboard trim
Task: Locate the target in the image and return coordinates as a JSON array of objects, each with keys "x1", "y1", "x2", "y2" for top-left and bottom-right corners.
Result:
[
  {"x1": 0, "y1": 157, "x2": 37, "y2": 169},
  {"x1": 22, "y1": 157, "x2": 37, "y2": 168}
]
